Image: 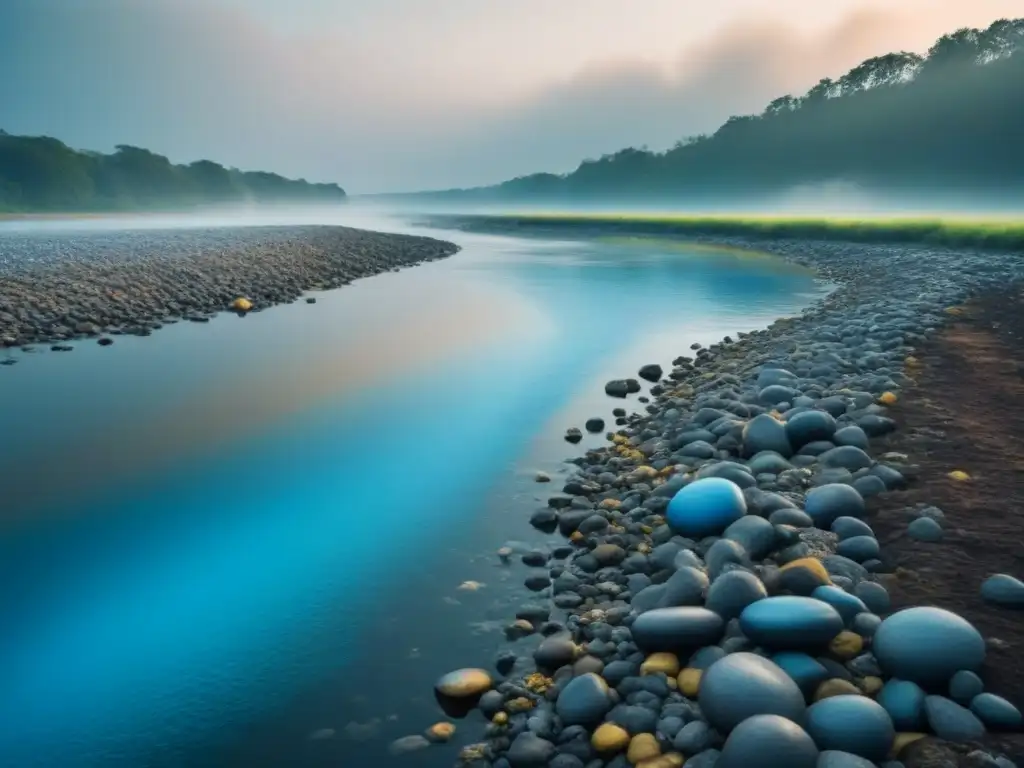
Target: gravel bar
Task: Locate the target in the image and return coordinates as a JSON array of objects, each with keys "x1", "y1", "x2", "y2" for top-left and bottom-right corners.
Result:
[
  {"x1": 0, "y1": 225, "x2": 459, "y2": 350},
  {"x1": 414, "y1": 236, "x2": 1024, "y2": 768}
]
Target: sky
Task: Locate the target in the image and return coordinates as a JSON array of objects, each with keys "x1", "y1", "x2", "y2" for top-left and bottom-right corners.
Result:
[{"x1": 1, "y1": 0, "x2": 1021, "y2": 194}]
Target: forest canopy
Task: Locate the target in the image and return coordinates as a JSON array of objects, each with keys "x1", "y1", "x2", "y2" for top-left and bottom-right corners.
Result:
[
  {"x1": 0, "y1": 135, "x2": 346, "y2": 212},
  {"x1": 409, "y1": 18, "x2": 1024, "y2": 204}
]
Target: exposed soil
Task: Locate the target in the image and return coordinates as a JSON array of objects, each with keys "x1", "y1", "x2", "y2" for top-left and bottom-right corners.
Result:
[{"x1": 869, "y1": 284, "x2": 1024, "y2": 763}]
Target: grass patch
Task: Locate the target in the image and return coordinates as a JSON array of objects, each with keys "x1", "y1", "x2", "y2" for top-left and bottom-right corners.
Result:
[{"x1": 440, "y1": 212, "x2": 1024, "y2": 251}]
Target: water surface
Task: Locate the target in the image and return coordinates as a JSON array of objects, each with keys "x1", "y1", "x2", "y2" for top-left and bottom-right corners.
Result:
[{"x1": 0, "y1": 211, "x2": 827, "y2": 767}]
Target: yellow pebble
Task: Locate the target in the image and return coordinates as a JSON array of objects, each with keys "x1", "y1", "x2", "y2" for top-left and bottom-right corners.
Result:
[
  {"x1": 949, "y1": 470, "x2": 971, "y2": 481},
  {"x1": 878, "y1": 391, "x2": 898, "y2": 405},
  {"x1": 435, "y1": 668, "x2": 492, "y2": 698},
  {"x1": 860, "y1": 676, "x2": 884, "y2": 695},
  {"x1": 829, "y1": 630, "x2": 864, "y2": 659},
  {"x1": 627, "y1": 733, "x2": 661, "y2": 765},
  {"x1": 779, "y1": 557, "x2": 831, "y2": 585},
  {"x1": 677, "y1": 667, "x2": 702, "y2": 697},
  {"x1": 506, "y1": 697, "x2": 534, "y2": 713},
  {"x1": 641, "y1": 653, "x2": 680, "y2": 677},
  {"x1": 491, "y1": 712, "x2": 508, "y2": 726},
  {"x1": 230, "y1": 297, "x2": 253, "y2": 312},
  {"x1": 636, "y1": 543, "x2": 652, "y2": 554},
  {"x1": 600, "y1": 498, "x2": 622, "y2": 510},
  {"x1": 591, "y1": 723, "x2": 630, "y2": 753},
  {"x1": 425, "y1": 722, "x2": 455, "y2": 742},
  {"x1": 814, "y1": 678, "x2": 863, "y2": 701},
  {"x1": 637, "y1": 754, "x2": 685, "y2": 768},
  {"x1": 891, "y1": 732, "x2": 927, "y2": 756},
  {"x1": 570, "y1": 531, "x2": 584, "y2": 543},
  {"x1": 905, "y1": 355, "x2": 919, "y2": 366}
]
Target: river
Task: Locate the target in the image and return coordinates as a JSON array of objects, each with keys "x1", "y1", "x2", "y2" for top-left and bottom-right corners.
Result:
[{"x1": 0, "y1": 208, "x2": 828, "y2": 767}]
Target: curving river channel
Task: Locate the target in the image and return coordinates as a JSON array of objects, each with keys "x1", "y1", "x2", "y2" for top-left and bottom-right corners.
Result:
[{"x1": 0, "y1": 209, "x2": 828, "y2": 767}]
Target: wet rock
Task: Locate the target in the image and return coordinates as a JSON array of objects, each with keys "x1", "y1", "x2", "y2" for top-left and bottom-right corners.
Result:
[
  {"x1": 585, "y1": 418, "x2": 605, "y2": 434},
  {"x1": 507, "y1": 732, "x2": 556, "y2": 766},
  {"x1": 742, "y1": 414, "x2": 793, "y2": 459},
  {"x1": 565, "y1": 428, "x2": 583, "y2": 444},
  {"x1": 785, "y1": 410, "x2": 837, "y2": 449},
  {"x1": 605, "y1": 380, "x2": 630, "y2": 398},
  {"x1": 639, "y1": 363, "x2": 663, "y2": 382},
  {"x1": 705, "y1": 570, "x2": 767, "y2": 621}
]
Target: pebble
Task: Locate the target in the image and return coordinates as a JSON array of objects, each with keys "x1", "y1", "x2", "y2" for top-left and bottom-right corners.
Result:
[
  {"x1": 555, "y1": 673, "x2": 611, "y2": 726},
  {"x1": 805, "y1": 695, "x2": 895, "y2": 762},
  {"x1": 924, "y1": 695, "x2": 987, "y2": 742},
  {"x1": 873, "y1": 607, "x2": 986, "y2": 686},
  {"x1": 907, "y1": 516, "x2": 944, "y2": 542},
  {"x1": 804, "y1": 484, "x2": 866, "y2": 528},
  {"x1": 949, "y1": 670, "x2": 985, "y2": 703},
  {"x1": 507, "y1": 732, "x2": 556, "y2": 766},
  {"x1": 718, "y1": 714, "x2": 818, "y2": 768},
  {"x1": 877, "y1": 679, "x2": 927, "y2": 731},
  {"x1": 970, "y1": 693, "x2": 1023, "y2": 730},
  {"x1": 698, "y1": 652, "x2": 806, "y2": 733},
  {"x1": 631, "y1": 607, "x2": 725, "y2": 652},
  {"x1": 981, "y1": 574, "x2": 1024, "y2": 608},
  {"x1": 739, "y1": 596, "x2": 844, "y2": 650}
]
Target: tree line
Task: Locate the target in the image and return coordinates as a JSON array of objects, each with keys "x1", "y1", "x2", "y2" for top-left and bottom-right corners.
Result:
[
  {"x1": 419, "y1": 18, "x2": 1024, "y2": 204},
  {"x1": 0, "y1": 135, "x2": 346, "y2": 212}
]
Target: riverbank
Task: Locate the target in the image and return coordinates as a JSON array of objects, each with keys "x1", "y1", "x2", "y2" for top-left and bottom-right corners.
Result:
[
  {"x1": 0, "y1": 225, "x2": 458, "y2": 350},
  {"x1": 424, "y1": 213, "x2": 1024, "y2": 252},
  {"x1": 409, "y1": 236, "x2": 1024, "y2": 768}
]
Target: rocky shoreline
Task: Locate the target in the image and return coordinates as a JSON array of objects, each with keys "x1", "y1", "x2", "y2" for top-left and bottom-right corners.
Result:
[
  {"x1": 0, "y1": 225, "x2": 459, "y2": 352},
  {"x1": 411, "y1": 236, "x2": 1024, "y2": 768}
]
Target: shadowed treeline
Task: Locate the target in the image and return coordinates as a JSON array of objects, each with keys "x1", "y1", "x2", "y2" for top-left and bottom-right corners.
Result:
[
  {"x1": 0, "y1": 137, "x2": 346, "y2": 212},
  {"x1": 395, "y1": 19, "x2": 1024, "y2": 205}
]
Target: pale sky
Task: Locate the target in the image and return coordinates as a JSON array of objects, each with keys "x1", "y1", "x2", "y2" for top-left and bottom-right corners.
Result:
[{"x1": 1, "y1": 0, "x2": 1020, "y2": 193}]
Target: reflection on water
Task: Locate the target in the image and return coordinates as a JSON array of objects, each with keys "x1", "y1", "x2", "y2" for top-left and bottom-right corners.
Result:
[{"x1": 0, "y1": 212, "x2": 827, "y2": 767}]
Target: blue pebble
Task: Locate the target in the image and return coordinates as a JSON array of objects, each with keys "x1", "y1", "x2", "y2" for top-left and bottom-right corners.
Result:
[
  {"x1": 812, "y1": 585, "x2": 869, "y2": 625},
  {"x1": 805, "y1": 484, "x2": 865, "y2": 528},
  {"x1": 666, "y1": 478, "x2": 747, "y2": 538},
  {"x1": 949, "y1": 670, "x2": 984, "y2": 704},
  {"x1": 970, "y1": 693, "x2": 1023, "y2": 730},
  {"x1": 851, "y1": 612, "x2": 882, "y2": 638},
  {"x1": 853, "y1": 581, "x2": 890, "y2": 615},
  {"x1": 877, "y1": 679, "x2": 927, "y2": 731},
  {"x1": 718, "y1": 715, "x2": 818, "y2": 768},
  {"x1": 980, "y1": 574, "x2": 1024, "y2": 609},
  {"x1": 831, "y1": 516, "x2": 874, "y2": 541},
  {"x1": 740, "y1": 596, "x2": 844, "y2": 650},
  {"x1": 874, "y1": 607, "x2": 986, "y2": 686},
  {"x1": 806, "y1": 695, "x2": 896, "y2": 762},
  {"x1": 772, "y1": 652, "x2": 830, "y2": 696},
  {"x1": 835, "y1": 535, "x2": 880, "y2": 563}
]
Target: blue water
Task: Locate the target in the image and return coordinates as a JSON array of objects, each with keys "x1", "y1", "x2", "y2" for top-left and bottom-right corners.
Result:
[{"x1": 0, "y1": 211, "x2": 827, "y2": 767}]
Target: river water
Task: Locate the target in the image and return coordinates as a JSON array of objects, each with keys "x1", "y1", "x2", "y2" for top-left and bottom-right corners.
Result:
[{"x1": 0, "y1": 209, "x2": 827, "y2": 767}]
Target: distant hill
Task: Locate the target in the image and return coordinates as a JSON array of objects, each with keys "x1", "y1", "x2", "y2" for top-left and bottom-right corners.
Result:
[
  {"x1": 383, "y1": 18, "x2": 1024, "y2": 206},
  {"x1": 0, "y1": 133, "x2": 346, "y2": 212}
]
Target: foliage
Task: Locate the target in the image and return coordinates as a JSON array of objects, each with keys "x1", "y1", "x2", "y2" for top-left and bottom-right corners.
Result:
[
  {"x1": 418, "y1": 18, "x2": 1024, "y2": 202},
  {"x1": 0, "y1": 135, "x2": 346, "y2": 212},
  {"x1": 435, "y1": 212, "x2": 1024, "y2": 251}
]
